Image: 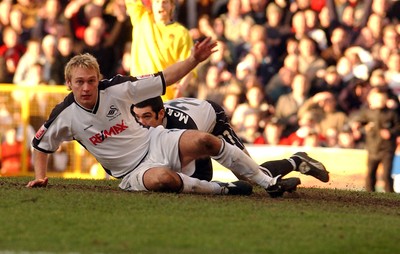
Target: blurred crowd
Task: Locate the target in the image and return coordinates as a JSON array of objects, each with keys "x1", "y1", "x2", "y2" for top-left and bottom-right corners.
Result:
[{"x1": 0, "y1": 0, "x2": 399, "y2": 152}]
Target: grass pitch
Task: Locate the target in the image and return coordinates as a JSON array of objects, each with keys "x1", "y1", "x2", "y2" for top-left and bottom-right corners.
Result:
[{"x1": 1, "y1": 177, "x2": 399, "y2": 254}]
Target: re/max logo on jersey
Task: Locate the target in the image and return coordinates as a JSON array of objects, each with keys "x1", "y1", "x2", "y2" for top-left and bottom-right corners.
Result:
[{"x1": 89, "y1": 120, "x2": 128, "y2": 145}]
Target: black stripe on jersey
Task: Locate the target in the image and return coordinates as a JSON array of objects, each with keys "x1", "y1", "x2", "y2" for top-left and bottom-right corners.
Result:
[
  {"x1": 98, "y1": 72, "x2": 166, "y2": 96},
  {"x1": 32, "y1": 93, "x2": 75, "y2": 152}
]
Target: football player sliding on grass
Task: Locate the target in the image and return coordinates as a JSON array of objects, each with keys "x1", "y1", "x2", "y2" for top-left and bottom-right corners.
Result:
[
  {"x1": 133, "y1": 96, "x2": 330, "y2": 197},
  {"x1": 26, "y1": 38, "x2": 326, "y2": 198}
]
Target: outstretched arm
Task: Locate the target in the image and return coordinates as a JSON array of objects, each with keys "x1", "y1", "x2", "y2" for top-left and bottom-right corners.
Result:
[
  {"x1": 163, "y1": 37, "x2": 217, "y2": 87},
  {"x1": 26, "y1": 149, "x2": 50, "y2": 188}
]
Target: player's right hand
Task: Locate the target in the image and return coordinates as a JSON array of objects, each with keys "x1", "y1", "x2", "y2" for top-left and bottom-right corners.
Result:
[{"x1": 26, "y1": 177, "x2": 49, "y2": 188}]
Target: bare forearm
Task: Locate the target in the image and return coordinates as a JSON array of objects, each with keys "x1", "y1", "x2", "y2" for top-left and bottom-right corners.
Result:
[
  {"x1": 33, "y1": 149, "x2": 49, "y2": 180},
  {"x1": 26, "y1": 149, "x2": 50, "y2": 188},
  {"x1": 163, "y1": 37, "x2": 217, "y2": 87},
  {"x1": 163, "y1": 57, "x2": 198, "y2": 86}
]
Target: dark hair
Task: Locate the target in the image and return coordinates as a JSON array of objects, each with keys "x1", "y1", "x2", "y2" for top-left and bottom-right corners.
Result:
[{"x1": 133, "y1": 96, "x2": 164, "y2": 114}]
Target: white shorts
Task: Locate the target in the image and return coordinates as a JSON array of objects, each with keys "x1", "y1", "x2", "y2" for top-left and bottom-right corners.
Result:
[{"x1": 119, "y1": 126, "x2": 185, "y2": 191}]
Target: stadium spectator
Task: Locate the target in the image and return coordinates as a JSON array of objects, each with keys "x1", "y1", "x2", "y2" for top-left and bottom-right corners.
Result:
[
  {"x1": 12, "y1": 0, "x2": 40, "y2": 32},
  {"x1": 0, "y1": 26, "x2": 26, "y2": 83},
  {"x1": 243, "y1": 0, "x2": 268, "y2": 25},
  {"x1": 0, "y1": 0, "x2": 12, "y2": 29},
  {"x1": 211, "y1": 16, "x2": 225, "y2": 40},
  {"x1": 321, "y1": 26, "x2": 350, "y2": 66},
  {"x1": 351, "y1": 87, "x2": 400, "y2": 192},
  {"x1": 304, "y1": 8, "x2": 328, "y2": 51},
  {"x1": 249, "y1": 39, "x2": 279, "y2": 87},
  {"x1": 233, "y1": 16, "x2": 257, "y2": 64},
  {"x1": 279, "y1": 111, "x2": 325, "y2": 147},
  {"x1": 115, "y1": 42, "x2": 132, "y2": 76},
  {"x1": 365, "y1": 12, "x2": 385, "y2": 44},
  {"x1": 290, "y1": 10, "x2": 308, "y2": 41},
  {"x1": 125, "y1": 0, "x2": 194, "y2": 100},
  {"x1": 254, "y1": 116, "x2": 284, "y2": 145},
  {"x1": 231, "y1": 85, "x2": 272, "y2": 134},
  {"x1": 103, "y1": 0, "x2": 132, "y2": 51},
  {"x1": 218, "y1": 0, "x2": 255, "y2": 49},
  {"x1": 324, "y1": 127, "x2": 339, "y2": 148},
  {"x1": 298, "y1": 91, "x2": 348, "y2": 138},
  {"x1": 353, "y1": 26, "x2": 376, "y2": 51},
  {"x1": 264, "y1": 2, "x2": 291, "y2": 61},
  {"x1": 237, "y1": 107, "x2": 263, "y2": 144},
  {"x1": 63, "y1": 0, "x2": 103, "y2": 41},
  {"x1": 235, "y1": 52, "x2": 257, "y2": 83},
  {"x1": 385, "y1": 0, "x2": 400, "y2": 23},
  {"x1": 195, "y1": 14, "x2": 217, "y2": 40},
  {"x1": 222, "y1": 91, "x2": 241, "y2": 120},
  {"x1": 275, "y1": 73, "x2": 310, "y2": 138},
  {"x1": 197, "y1": 38, "x2": 235, "y2": 82},
  {"x1": 87, "y1": 6, "x2": 128, "y2": 56},
  {"x1": 0, "y1": 99, "x2": 12, "y2": 131},
  {"x1": 1, "y1": 128, "x2": 24, "y2": 176},
  {"x1": 50, "y1": 35, "x2": 74, "y2": 85},
  {"x1": 380, "y1": 24, "x2": 399, "y2": 59},
  {"x1": 338, "y1": 78, "x2": 370, "y2": 115},
  {"x1": 197, "y1": 65, "x2": 231, "y2": 106},
  {"x1": 317, "y1": 6, "x2": 336, "y2": 43},
  {"x1": 335, "y1": 54, "x2": 358, "y2": 84},
  {"x1": 12, "y1": 39, "x2": 42, "y2": 85},
  {"x1": 75, "y1": 25, "x2": 117, "y2": 79},
  {"x1": 368, "y1": 68, "x2": 400, "y2": 112},
  {"x1": 40, "y1": 34, "x2": 58, "y2": 83},
  {"x1": 1, "y1": 111, "x2": 35, "y2": 175},
  {"x1": 265, "y1": 53, "x2": 298, "y2": 105},
  {"x1": 9, "y1": 6, "x2": 31, "y2": 44},
  {"x1": 26, "y1": 48, "x2": 309, "y2": 198},
  {"x1": 31, "y1": 0, "x2": 69, "y2": 39},
  {"x1": 311, "y1": 65, "x2": 346, "y2": 97},
  {"x1": 337, "y1": 126, "x2": 358, "y2": 149},
  {"x1": 297, "y1": 35, "x2": 327, "y2": 85},
  {"x1": 385, "y1": 52, "x2": 400, "y2": 97},
  {"x1": 324, "y1": 0, "x2": 359, "y2": 43}
]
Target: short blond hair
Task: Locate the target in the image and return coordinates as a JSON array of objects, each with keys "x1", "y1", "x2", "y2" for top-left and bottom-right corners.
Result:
[{"x1": 64, "y1": 53, "x2": 100, "y2": 82}]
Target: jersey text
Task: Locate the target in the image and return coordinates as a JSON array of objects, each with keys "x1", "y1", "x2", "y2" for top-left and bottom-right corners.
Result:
[{"x1": 89, "y1": 120, "x2": 128, "y2": 145}]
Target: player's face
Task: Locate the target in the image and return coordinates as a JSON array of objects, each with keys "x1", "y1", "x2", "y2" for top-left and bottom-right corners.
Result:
[
  {"x1": 133, "y1": 106, "x2": 163, "y2": 127},
  {"x1": 67, "y1": 67, "x2": 99, "y2": 110},
  {"x1": 152, "y1": 0, "x2": 173, "y2": 22}
]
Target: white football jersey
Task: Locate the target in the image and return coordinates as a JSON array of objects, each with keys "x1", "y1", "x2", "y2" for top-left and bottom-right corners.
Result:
[
  {"x1": 164, "y1": 97, "x2": 216, "y2": 132},
  {"x1": 32, "y1": 73, "x2": 166, "y2": 178}
]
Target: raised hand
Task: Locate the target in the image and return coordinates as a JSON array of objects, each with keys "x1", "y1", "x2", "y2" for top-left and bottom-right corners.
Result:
[{"x1": 192, "y1": 37, "x2": 218, "y2": 63}]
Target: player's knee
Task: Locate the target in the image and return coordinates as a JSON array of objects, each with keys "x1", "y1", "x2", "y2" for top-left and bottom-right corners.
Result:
[
  {"x1": 144, "y1": 168, "x2": 182, "y2": 192},
  {"x1": 196, "y1": 133, "x2": 220, "y2": 156}
]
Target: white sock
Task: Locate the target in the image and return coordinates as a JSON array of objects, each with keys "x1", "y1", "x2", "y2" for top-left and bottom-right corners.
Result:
[
  {"x1": 177, "y1": 173, "x2": 223, "y2": 194},
  {"x1": 212, "y1": 140, "x2": 276, "y2": 189},
  {"x1": 259, "y1": 166, "x2": 273, "y2": 177}
]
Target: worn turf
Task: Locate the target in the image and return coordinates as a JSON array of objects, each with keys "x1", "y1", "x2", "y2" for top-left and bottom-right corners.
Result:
[{"x1": 1, "y1": 177, "x2": 399, "y2": 254}]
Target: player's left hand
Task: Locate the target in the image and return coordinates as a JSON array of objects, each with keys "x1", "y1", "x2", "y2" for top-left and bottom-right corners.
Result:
[{"x1": 26, "y1": 177, "x2": 49, "y2": 188}]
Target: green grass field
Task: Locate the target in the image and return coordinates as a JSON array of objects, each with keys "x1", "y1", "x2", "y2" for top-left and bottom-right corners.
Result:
[{"x1": 1, "y1": 177, "x2": 400, "y2": 254}]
